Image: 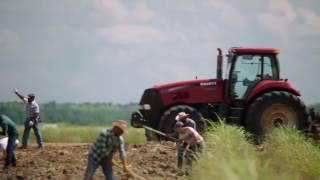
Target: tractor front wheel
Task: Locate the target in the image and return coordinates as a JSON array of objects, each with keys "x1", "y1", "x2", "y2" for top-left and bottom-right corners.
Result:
[{"x1": 246, "y1": 91, "x2": 308, "y2": 135}]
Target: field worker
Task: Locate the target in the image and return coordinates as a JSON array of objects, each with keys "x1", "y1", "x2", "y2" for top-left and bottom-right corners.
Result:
[
  {"x1": 175, "y1": 121, "x2": 204, "y2": 176},
  {"x1": 14, "y1": 88, "x2": 43, "y2": 149},
  {"x1": 0, "y1": 114, "x2": 19, "y2": 168},
  {"x1": 175, "y1": 112, "x2": 196, "y2": 169},
  {"x1": 84, "y1": 120, "x2": 129, "y2": 180},
  {"x1": 0, "y1": 137, "x2": 19, "y2": 160}
]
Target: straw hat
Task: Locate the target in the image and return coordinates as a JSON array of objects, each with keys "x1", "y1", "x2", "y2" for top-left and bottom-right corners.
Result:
[
  {"x1": 112, "y1": 120, "x2": 128, "y2": 132},
  {"x1": 175, "y1": 112, "x2": 190, "y2": 121}
]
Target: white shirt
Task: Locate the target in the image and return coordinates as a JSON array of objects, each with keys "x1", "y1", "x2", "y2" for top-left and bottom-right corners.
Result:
[
  {"x1": 0, "y1": 137, "x2": 19, "y2": 150},
  {"x1": 23, "y1": 98, "x2": 40, "y2": 119},
  {"x1": 178, "y1": 127, "x2": 203, "y2": 145}
]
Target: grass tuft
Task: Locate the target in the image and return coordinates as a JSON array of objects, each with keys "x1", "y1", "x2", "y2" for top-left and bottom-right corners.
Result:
[{"x1": 193, "y1": 122, "x2": 320, "y2": 180}]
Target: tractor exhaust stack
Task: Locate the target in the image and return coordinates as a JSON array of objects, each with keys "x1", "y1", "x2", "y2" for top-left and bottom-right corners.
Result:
[{"x1": 217, "y1": 48, "x2": 223, "y2": 79}]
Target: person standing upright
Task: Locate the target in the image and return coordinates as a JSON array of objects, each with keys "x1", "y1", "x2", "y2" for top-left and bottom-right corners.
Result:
[
  {"x1": 0, "y1": 114, "x2": 19, "y2": 168},
  {"x1": 14, "y1": 88, "x2": 43, "y2": 149}
]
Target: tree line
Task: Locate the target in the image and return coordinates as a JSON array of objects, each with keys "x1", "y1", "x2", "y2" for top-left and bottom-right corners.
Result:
[{"x1": 0, "y1": 101, "x2": 138, "y2": 125}]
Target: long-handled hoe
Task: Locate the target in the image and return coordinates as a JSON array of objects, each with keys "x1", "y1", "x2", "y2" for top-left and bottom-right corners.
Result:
[{"x1": 114, "y1": 161, "x2": 146, "y2": 180}]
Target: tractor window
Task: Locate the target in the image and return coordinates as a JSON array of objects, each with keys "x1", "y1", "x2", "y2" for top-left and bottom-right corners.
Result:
[
  {"x1": 261, "y1": 56, "x2": 277, "y2": 80},
  {"x1": 229, "y1": 54, "x2": 278, "y2": 99},
  {"x1": 230, "y1": 55, "x2": 261, "y2": 99}
]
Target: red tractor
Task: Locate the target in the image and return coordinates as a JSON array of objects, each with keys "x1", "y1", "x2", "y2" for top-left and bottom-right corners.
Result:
[{"x1": 131, "y1": 47, "x2": 309, "y2": 140}]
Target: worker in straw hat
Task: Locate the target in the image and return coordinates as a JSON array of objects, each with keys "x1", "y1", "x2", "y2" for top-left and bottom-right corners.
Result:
[
  {"x1": 174, "y1": 112, "x2": 196, "y2": 169},
  {"x1": 175, "y1": 121, "x2": 204, "y2": 176},
  {"x1": 84, "y1": 120, "x2": 129, "y2": 180}
]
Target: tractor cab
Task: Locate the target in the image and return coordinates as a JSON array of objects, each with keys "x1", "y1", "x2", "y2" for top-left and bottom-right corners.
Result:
[{"x1": 225, "y1": 48, "x2": 280, "y2": 100}]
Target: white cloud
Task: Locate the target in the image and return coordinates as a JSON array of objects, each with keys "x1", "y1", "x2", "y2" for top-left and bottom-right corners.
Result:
[
  {"x1": 0, "y1": 30, "x2": 20, "y2": 55},
  {"x1": 258, "y1": 0, "x2": 296, "y2": 36},
  {"x1": 94, "y1": 0, "x2": 128, "y2": 21},
  {"x1": 207, "y1": 0, "x2": 247, "y2": 30},
  {"x1": 93, "y1": 0, "x2": 155, "y2": 23},
  {"x1": 258, "y1": 0, "x2": 320, "y2": 39},
  {"x1": 97, "y1": 24, "x2": 165, "y2": 44},
  {"x1": 296, "y1": 8, "x2": 320, "y2": 35}
]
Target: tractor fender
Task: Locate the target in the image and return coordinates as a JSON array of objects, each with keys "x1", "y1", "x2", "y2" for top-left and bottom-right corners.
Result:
[{"x1": 246, "y1": 80, "x2": 301, "y2": 103}]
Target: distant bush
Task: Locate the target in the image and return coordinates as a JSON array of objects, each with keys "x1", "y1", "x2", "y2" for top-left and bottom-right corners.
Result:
[{"x1": 0, "y1": 101, "x2": 138, "y2": 125}]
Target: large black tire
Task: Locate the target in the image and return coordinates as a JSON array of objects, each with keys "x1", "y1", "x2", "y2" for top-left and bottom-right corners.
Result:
[
  {"x1": 246, "y1": 91, "x2": 308, "y2": 136},
  {"x1": 158, "y1": 105, "x2": 205, "y2": 138}
]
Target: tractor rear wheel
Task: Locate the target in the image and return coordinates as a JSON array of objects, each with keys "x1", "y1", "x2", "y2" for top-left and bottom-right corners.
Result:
[
  {"x1": 246, "y1": 91, "x2": 308, "y2": 135},
  {"x1": 158, "y1": 105, "x2": 205, "y2": 140}
]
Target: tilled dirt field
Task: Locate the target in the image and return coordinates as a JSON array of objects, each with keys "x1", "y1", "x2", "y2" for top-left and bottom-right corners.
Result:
[{"x1": 0, "y1": 142, "x2": 183, "y2": 180}]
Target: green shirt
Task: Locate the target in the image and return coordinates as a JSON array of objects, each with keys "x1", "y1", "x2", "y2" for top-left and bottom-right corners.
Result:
[{"x1": 0, "y1": 115, "x2": 18, "y2": 137}]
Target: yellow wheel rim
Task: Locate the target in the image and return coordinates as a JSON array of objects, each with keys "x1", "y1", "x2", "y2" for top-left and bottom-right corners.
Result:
[{"x1": 261, "y1": 103, "x2": 298, "y2": 133}]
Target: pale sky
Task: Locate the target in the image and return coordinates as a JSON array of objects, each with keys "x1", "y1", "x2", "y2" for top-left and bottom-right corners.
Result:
[{"x1": 0, "y1": 0, "x2": 319, "y2": 104}]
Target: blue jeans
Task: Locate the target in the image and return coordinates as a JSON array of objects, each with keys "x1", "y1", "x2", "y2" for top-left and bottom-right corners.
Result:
[
  {"x1": 22, "y1": 120, "x2": 42, "y2": 147},
  {"x1": 84, "y1": 156, "x2": 113, "y2": 180},
  {"x1": 5, "y1": 135, "x2": 17, "y2": 166}
]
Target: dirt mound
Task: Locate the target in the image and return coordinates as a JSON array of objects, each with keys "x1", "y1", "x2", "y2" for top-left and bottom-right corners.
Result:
[{"x1": 0, "y1": 142, "x2": 183, "y2": 180}]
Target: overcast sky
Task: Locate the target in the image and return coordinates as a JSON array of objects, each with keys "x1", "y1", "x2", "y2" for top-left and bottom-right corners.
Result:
[{"x1": 0, "y1": 0, "x2": 319, "y2": 104}]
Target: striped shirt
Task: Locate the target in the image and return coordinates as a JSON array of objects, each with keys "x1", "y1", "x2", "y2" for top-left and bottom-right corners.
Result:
[
  {"x1": 89, "y1": 129, "x2": 126, "y2": 165},
  {"x1": 23, "y1": 98, "x2": 40, "y2": 120}
]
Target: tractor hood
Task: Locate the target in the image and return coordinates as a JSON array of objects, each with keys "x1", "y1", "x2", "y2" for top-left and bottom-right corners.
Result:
[
  {"x1": 153, "y1": 79, "x2": 218, "y2": 91},
  {"x1": 152, "y1": 78, "x2": 224, "y2": 105}
]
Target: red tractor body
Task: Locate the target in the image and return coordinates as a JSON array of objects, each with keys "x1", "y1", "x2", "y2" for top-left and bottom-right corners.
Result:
[
  {"x1": 131, "y1": 47, "x2": 309, "y2": 140},
  {"x1": 154, "y1": 79, "x2": 224, "y2": 106}
]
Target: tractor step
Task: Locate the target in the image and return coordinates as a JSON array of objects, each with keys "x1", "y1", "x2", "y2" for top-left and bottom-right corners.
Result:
[{"x1": 226, "y1": 101, "x2": 246, "y2": 125}]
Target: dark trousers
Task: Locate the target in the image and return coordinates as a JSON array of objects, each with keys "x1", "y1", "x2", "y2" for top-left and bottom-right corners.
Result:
[
  {"x1": 177, "y1": 143, "x2": 188, "y2": 168},
  {"x1": 84, "y1": 156, "x2": 114, "y2": 180},
  {"x1": 22, "y1": 120, "x2": 42, "y2": 147},
  {"x1": 5, "y1": 135, "x2": 17, "y2": 166}
]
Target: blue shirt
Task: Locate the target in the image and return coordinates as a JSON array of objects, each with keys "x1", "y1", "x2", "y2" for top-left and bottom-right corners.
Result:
[
  {"x1": 180, "y1": 118, "x2": 196, "y2": 129},
  {"x1": 89, "y1": 129, "x2": 126, "y2": 165}
]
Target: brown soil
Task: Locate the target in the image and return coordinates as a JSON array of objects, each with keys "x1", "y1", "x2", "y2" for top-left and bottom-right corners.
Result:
[{"x1": 0, "y1": 142, "x2": 183, "y2": 180}]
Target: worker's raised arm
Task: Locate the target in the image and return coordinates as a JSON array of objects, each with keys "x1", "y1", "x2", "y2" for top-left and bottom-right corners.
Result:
[{"x1": 13, "y1": 88, "x2": 26, "y2": 102}]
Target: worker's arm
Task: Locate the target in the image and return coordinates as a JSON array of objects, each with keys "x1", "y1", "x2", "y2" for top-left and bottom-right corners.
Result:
[
  {"x1": 14, "y1": 89, "x2": 26, "y2": 102},
  {"x1": 119, "y1": 136, "x2": 129, "y2": 172}
]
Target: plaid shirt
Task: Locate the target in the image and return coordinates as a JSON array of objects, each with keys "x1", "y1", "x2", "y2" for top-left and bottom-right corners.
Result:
[{"x1": 89, "y1": 129, "x2": 125, "y2": 165}]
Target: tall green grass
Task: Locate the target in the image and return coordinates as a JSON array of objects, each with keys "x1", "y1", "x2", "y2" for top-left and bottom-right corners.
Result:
[
  {"x1": 193, "y1": 122, "x2": 320, "y2": 180},
  {"x1": 262, "y1": 127, "x2": 320, "y2": 179},
  {"x1": 17, "y1": 123, "x2": 146, "y2": 144}
]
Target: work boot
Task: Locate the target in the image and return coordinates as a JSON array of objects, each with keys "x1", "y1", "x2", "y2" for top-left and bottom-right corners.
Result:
[{"x1": 37, "y1": 144, "x2": 43, "y2": 149}]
